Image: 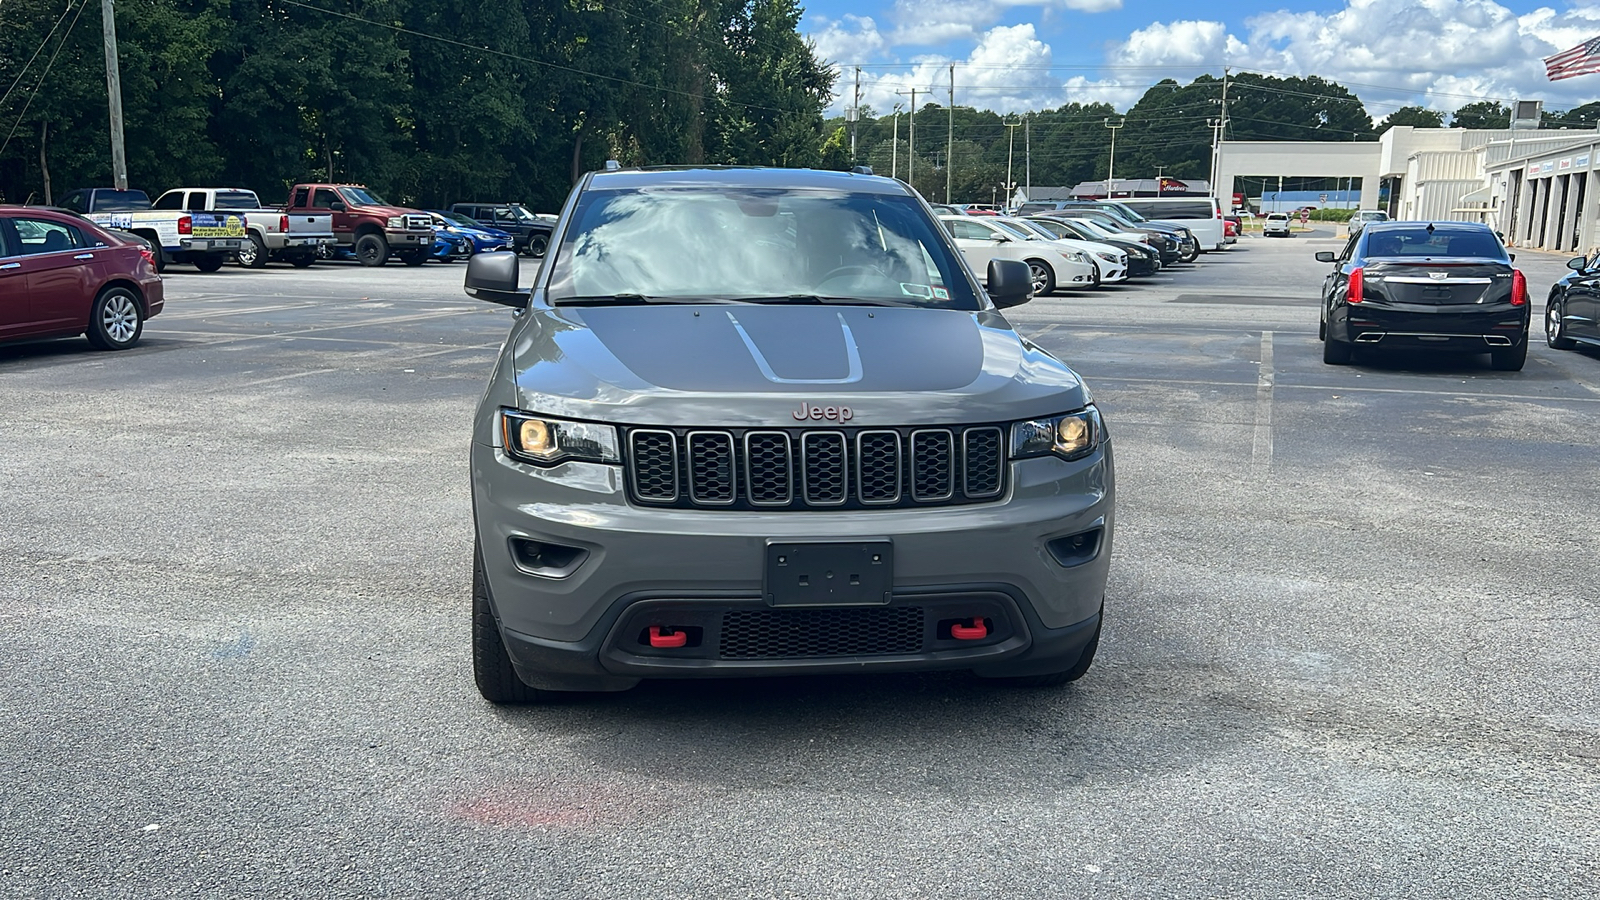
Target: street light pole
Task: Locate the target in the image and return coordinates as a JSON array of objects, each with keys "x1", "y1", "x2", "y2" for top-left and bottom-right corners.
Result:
[
  {"x1": 947, "y1": 64, "x2": 954, "y2": 204},
  {"x1": 896, "y1": 88, "x2": 918, "y2": 187},
  {"x1": 891, "y1": 104, "x2": 902, "y2": 180},
  {"x1": 1103, "y1": 117, "x2": 1124, "y2": 198}
]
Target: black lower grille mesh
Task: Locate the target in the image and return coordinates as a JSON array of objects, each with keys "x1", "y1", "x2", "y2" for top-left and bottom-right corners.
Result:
[{"x1": 719, "y1": 607, "x2": 925, "y2": 659}]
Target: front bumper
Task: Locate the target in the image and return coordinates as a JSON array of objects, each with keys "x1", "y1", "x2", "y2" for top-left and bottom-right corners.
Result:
[
  {"x1": 472, "y1": 439, "x2": 1114, "y2": 685},
  {"x1": 384, "y1": 229, "x2": 433, "y2": 247}
]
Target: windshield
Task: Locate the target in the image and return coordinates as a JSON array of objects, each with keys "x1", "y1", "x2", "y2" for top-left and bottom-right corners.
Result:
[
  {"x1": 1103, "y1": 202, "x2": 1147, "y2": 223},
  {"x1": 991, "y1": 219, "x2": 1040, "y2": 241},
  {"x1": 94, "y1": 190, "x2": 151, "y2": 211},
  {"x1": 545, "y1": 187, "x2": 981, "y2": 309},
  {"x1": 1361, "y1": 228, "x2": 1507, "y2": 260},
  {"x1": 1072, "y1": 219, "x2": 1118, "y2": 239},
  {"x1": 502, "y1": 204, "x2": 540, "y2": 223},
  {"x1": 1008, "y1": 219, "x2": 1061, "y2": 241},
  {"x1": 337, "y1": 187, "x2": 388, "y2": 206},
  {"x1": 437, "y1": 211, "x2": 480, "y2": 228}
]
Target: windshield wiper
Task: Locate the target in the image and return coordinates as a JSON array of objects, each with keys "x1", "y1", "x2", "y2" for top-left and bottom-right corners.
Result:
[
  {"x1": 725, "y1": 294, "x2": 917, "y2": 307},
  {"x1": 557, "y1": 294, "x2": 748, "y2": 306}
]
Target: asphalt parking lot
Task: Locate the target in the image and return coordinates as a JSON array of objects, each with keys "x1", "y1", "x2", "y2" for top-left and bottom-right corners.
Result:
[{"x1": 4, "y1": 232, "x2": 1598, "y2": 897}]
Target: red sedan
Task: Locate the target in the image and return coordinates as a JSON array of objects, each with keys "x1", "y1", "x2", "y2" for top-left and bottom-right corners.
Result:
[{"x1": 1, "y1": 205, "x2": 164, "y2": 350}]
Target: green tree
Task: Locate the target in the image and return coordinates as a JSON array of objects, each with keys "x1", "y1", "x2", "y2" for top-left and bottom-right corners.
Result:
[
  {"x1": 1379, "y1": 106, "x2": 1444, "y2": 131},
  {"x1": 1450, "y1": 101, "x2": 1510, "y2": 129}
]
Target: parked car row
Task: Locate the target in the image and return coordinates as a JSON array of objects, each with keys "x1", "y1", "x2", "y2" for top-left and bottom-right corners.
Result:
[
  {"x1": 51, "y1": 183, "x2": 557, "y2": 272},
  {"x1": 930, "y1": 199, "x2": 1214, "y2": 295}
]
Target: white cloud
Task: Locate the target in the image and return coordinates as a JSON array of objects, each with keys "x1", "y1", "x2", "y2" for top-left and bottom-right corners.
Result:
[
  {"x1": 886, "y1": 0, "x2": 1000, "y2": 45},
  {"x1": 810, "y1": 15, "x2": 888, "y2": 66}
]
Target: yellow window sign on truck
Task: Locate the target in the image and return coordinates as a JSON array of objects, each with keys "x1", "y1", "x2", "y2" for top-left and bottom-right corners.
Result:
[{"x1": 191, "y1": 212, "x2": 248, "y2": 239}]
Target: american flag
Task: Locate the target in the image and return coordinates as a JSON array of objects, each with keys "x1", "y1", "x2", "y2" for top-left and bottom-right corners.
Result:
[{"x1": 1545, "y1": 35, "x2": 1600, "y2": 81}]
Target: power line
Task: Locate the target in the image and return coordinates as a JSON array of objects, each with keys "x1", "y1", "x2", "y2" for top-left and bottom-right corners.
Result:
[
  {"x1": 0, "y1": 0, "x2": 79, "y2": 113},
  {"x1": 0, "y1": 0, "x2": 89, "y2": 159}
]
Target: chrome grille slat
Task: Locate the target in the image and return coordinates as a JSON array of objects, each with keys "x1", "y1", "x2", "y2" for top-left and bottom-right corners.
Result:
[
  {"x1": 687, "y1": 431, "x2": 736, "y2": 505},
  {"x1": 962, "y1": 427, "x2": 1004, "y2": 499},
  {"x1": 629, "y1": 430, "x2": 679, "y2": 502},
  {"x1": 626, "y1": 425, "x2": 1004, "y2": 510},
  {"x1": 856, "y1": 430, "x2": 901, "y2": 504},
  {"x1": 910, "y1": 429, "x2": 955, "y2": 501},
  {"x1": 744, "y1": 431, "x2": 793, "y2": 506},
  {"x1": 801, "y1": 432, "x2": 848, "y2": 506}
]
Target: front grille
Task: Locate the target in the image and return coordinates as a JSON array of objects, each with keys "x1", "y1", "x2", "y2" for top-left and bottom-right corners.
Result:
[
  {"x1": 624, "y1": 425, "x2": 1008, "y2": 511},
  {"x1": 719, "y1": 607, "x2": 925, "y2": 659},
  {"x1": 404, "y1": 214, "x2": 432, "y2": 231}
]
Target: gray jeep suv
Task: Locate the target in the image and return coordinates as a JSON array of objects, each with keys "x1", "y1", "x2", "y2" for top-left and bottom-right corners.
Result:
[{"x1": 465, "y1": 167, "x2": 1114, "y2": 702}]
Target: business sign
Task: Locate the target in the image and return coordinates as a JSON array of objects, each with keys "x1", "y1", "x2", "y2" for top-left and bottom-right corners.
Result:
[
  {"x1": 1559, "y1": 157, "x2": 1573, "y2": 170},
  {"x1": 1579, "y1": 155, "x2": 1591, "y2": 167}
]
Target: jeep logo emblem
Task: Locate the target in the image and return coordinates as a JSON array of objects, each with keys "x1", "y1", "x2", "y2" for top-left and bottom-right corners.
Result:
[{"x1": 792, "y1": 402, "x2": 854, "y2": 422}]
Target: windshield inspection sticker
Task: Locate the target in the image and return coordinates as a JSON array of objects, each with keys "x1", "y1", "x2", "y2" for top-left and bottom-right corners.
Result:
[
  {"x1": 900, "y1": 283, "x2": 934, "y2": 299},
  {"x1": 932, "y1": 286, "x2": 950, "y2": 300}
]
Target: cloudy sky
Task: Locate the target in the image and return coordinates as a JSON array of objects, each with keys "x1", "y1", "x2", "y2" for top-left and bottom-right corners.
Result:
[{"x1": 803, "y1": 0, "x2": 1600, "y2": 119}]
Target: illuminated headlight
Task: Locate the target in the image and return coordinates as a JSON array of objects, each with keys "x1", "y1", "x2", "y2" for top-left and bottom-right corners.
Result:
[
  {"x1": 386, "y1": 216, "x2": 404, "y2": 228},
  {"x1": 500, "y1": 410, "x2": 621, "y2": 466},
  {"x1": 1011, "y1": 406, "x2": 1103, "y2": 462}
]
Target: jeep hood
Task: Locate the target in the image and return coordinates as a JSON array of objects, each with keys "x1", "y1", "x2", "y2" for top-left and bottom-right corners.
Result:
[{"x1": 506, "y1": 304, "x2": 1088, "y2": 427}]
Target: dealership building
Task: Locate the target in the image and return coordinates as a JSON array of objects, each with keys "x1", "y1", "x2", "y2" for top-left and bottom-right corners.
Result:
[{"x1": 1208, "y1": 104, "x2": 1600, "y2": 253}]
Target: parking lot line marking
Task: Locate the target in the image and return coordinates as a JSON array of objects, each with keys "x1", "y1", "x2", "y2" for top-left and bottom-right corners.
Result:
[
  {"x1": 154, "y1": 329, "x2": 503, "y2": 352},
  {"x1": 1093, "y1": 374, "x2": 1600, "y2": 404},
  {"x1": 153, "y1": 308, "x2": 489, "y2": 348},
  {"x1": 1252, "y1": 331, "x2": 1274, "y2": 470},
  {"x1": 232, "y1": 367, "x2": 342, "y2": 388},
  {"x1": 1534, "y1": 356, "x2": 1600, "y2": 397},
  {"x1": 160, "y1": 303, "x2": 323, "y2": 321}
]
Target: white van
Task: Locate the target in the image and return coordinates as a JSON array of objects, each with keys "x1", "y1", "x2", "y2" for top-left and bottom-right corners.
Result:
[{"x1": 1117, "y1": 197, "x2": 1226, "y2": 252}]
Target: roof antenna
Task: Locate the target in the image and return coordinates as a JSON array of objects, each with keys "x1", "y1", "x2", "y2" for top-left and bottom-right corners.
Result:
[{"x1": 1426, "y1": 222, "x2": 1436, "y2": 232}]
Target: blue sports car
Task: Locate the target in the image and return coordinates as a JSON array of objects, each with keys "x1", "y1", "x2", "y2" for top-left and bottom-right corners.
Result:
[{"x1": 428, "y1": 211, "x2": 516, "y2": 254}]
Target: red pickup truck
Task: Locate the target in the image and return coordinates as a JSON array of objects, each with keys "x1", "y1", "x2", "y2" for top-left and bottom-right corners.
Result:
[{"x1": 283, "y1": 183, "x2": 435, "y2": 267}]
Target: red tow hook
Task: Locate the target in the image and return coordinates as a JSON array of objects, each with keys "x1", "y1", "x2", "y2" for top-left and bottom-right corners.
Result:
[
  {"x1": 950, "y1": 617, "x2": 988, "y2": 641},
  {"x1": 648, "y1": 626, "x2": 688, "y2": 648}
]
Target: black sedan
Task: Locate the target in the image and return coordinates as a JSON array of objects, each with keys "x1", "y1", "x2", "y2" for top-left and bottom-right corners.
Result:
[
  {"x1": 1316, "y1": 222, "x2": 1529, "y2": 370},
  {"x1": 1546, "y1": 251, "x2": 1600, "y2": 352},
  {"x1": 1028, "y1": 216, "x2": 1162, "y2": 277}
]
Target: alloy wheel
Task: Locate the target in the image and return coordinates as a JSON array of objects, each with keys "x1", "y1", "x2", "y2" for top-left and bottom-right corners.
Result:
[{"x1": 102, "y1": 293, "x2": 140, "y2": 343}]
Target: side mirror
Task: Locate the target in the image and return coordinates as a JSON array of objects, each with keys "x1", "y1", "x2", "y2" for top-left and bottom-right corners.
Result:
[
  {"x1": 1315, "y1": 251, "x2": 1336, "y2": 263},
  {"x1": 1568, "y1": 256, "x2": 1588, "y2": 271},
  {"x1": 329, "y1": 201, "x2": 346, "y2": 212},
  {"x1": 989, "y1": 234, "x2": 1010, "y2": 243},
  {"x1": 987, "y1": 258, "x2": 1033, "y2": 309},
  {"x1": 464, "y1": 251, "x2": 528, "y2": 307}
]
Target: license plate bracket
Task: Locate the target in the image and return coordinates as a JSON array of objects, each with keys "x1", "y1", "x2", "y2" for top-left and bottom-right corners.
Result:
[{"x1": 764, "y1": 540, "x2": 893, "y2": 607}]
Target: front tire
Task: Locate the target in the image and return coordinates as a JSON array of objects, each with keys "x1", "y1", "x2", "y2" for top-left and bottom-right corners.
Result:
[
  {"x1": 1024, "y1": 258, "x2": 1056, "y2": 296},
  {"x1": 237, "y1": 233, "x2": 268, "y2": 268},
  {"x1": 525, "y1": 233, "x2": 549, "y2": 258},
  {"x1": 399, "y1": 249, "x2": 428, "y2": 267},
  {"x1": 355, "y1": 233, "x2": 389, "y2": 267},
  {"x1": 472, "y1": 543, "x2": 552, "y2": 705},
  {"x1": 1547, "y1": 302, "x2": 1578, "y2": 350},
  {"x1": 1180, "y1": 242, "x2": 1200, "y2": 263},
  {"x1": 85, "y1": 286, "x2": 144, "y2": 350}
]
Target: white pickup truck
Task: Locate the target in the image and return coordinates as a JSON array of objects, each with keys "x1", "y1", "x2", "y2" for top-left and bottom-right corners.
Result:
[
  {"x1": 152, "y1": 188, "x2": 335, "y2": 268},
  {"x1": 57, "y1": 187, "x2": 248, "y2": 272}
]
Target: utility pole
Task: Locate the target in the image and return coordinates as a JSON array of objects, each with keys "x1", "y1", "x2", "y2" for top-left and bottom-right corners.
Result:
[
  {"x1": 896, "y1": 88, "x2": 918, "y2": 187},
  {"x1": 1209, "y1": 67, "x2": 1230, "y2": 200},
  {"x1": 1155, "y1": 165, "x2": 1166, "y2": 196},
  {"x1": 850, "y1": 66, "x2": 861, "y2": 160},
  {"x1": 1103, "y1": 118, "x2": 1124, "y2": 198},
  {"x1": 1025, "y1": 114, "x2": 1031, "y2": 200},
  {"x1": 1004, "y1": 116, "x2": 1021, "y2": 209},
  {"x1": 891, "y1": 104, "x2": 901, "y2": 180},
  {"x1": 947, "y1": 64, "x2": 954, "y2": 204},
  {"x1": 101, "y1": 0, "x2": 128, "y2": 190}
]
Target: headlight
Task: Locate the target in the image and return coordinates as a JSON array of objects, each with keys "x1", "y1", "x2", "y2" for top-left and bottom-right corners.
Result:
[
  {"x1": 500, "y1": 410, "x2": 621, "y2": 466},
  {"x1": 1011, "y1": 407, "x2": 1103, "y2": 462},
  {"x1": 1064, "y1": 250, "x2": 1090, "y2": 264},
  {"x1": 1094, "y1": 251, "x2": 1119, "y2": 262},
  {"x1": 386, "y1": 216, "x2": 403, "y2": 228}
]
